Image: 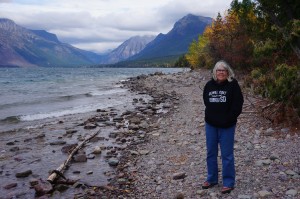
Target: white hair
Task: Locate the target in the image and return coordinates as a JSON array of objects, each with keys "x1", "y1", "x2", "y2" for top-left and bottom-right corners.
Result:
[{"x1": 212, "y1": 60, "x2": 235, "y2": 82}]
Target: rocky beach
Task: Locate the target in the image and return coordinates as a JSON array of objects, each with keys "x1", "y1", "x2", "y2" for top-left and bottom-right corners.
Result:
[{"x1": 1, "y1": 69, "x2": 299, "y2": 199}]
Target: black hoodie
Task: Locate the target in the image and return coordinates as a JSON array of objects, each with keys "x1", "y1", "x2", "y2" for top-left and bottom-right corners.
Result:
[{"x1": 203, "y1": 78, "x2": 244, "y2": 128}]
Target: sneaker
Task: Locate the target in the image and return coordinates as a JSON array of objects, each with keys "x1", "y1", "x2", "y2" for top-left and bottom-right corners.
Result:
[
  {"x1": 221, "y1": 187, "x2": 234, "y2": 194},
  {"x1": 202, "y1": 181, "x2": 218, "y2": 189}
]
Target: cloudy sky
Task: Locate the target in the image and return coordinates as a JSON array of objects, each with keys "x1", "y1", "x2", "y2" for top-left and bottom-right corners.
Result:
[{"x1": 0, "y1": 0, "x2": 232, "y2": 54}]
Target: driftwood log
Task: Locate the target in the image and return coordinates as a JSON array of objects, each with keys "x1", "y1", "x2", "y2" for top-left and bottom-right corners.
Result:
[{"x1": 47, "y1": 130, "x2": 100, "y2": 183}]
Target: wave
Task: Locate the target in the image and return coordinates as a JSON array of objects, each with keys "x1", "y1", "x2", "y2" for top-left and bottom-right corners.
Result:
[
  {"x1": 18, "y1": 100, "x2": 124, "y2": 122},
  {"x1": 0, "y1": 116, "x2": 21, "y2": 123},
  {"x1": 0, "y1": 89, "x2": 127, "y2": 110}
]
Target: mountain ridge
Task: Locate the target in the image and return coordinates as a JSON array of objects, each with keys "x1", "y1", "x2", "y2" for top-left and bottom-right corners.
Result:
[
  {"x1": 100, "y1": 35, "x2": 155, "y2": 64},
  {"x1": 0, "y1": 14, "x2": 212, "y2": 67},
  {"x1": 128, "y1": 14, "x2": 212, "y2": 62},
  {"x1": 0, "y1": 18, "x2": 102, "y2": 67}
]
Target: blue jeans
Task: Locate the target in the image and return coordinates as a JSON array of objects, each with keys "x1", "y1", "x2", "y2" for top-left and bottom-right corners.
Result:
[{"x1": 205, "y1": 122, "x2": 235, "y2": 187}]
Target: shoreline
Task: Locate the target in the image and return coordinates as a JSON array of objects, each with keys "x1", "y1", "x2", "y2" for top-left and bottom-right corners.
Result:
[
  {"x1": 1, "y1": 69, "x2": 299, "y2": 198},
  {"x1": 87, "y1": 69, "x2": 299, "y2": 198}
]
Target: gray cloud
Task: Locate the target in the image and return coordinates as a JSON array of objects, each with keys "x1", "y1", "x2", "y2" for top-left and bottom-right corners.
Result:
[
  {"x1": 0, "y1": 0, "x2": 232, "y2": 53},
  {"x1": 0, "y1": 0, "x2": 12, "y2": 3}
]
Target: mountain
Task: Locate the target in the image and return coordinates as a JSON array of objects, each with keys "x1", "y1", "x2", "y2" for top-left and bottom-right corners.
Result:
[
  {"x1": 128, "y1": 14, "x2": 212, "y2": 62},
  {"x1": 0, "y1": 18, "x2": 102, "y2": 67},
  {"x1": 99, "y1": 35, "x2": 155, "y2": 64}
]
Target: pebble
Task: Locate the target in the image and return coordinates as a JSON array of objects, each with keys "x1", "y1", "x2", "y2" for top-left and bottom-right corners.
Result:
[
  {"x1": 257, "y1": 190, "x2": 272, "y2": 198},
  {"x1": 3, "y1": 183, "x2": 17, "y2": 189}
]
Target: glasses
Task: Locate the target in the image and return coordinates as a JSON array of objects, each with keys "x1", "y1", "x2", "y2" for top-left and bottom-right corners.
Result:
[{"x1": 216, "y1": 69, "x2": 227, "y2": 73}]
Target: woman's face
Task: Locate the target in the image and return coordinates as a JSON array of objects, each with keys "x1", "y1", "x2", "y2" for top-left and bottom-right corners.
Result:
[{"x1": 216, "y1": 66, "x2": 228, "y2": 82}]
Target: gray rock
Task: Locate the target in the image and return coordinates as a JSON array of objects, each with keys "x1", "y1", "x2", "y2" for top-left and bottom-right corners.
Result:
[
  {"x1": 73, "y1": 154, "x2": 87, "y2": 162},
  {"x1": 66, "y1": 129, "x2": 77, "y2": 134},
  {"x1": 109, "y1": 132, "x2": 118, "y2": 138},
  {"x1": 108, "y1": 158, "x2": 119, "y2": 166},
  {"x1": 113, "y1": 117, "x2": 123, "y2": 122},
  {"x1": 16, "y1": 170, "x2": 32, "y2": 178},
  {"x1": 3, "y1": 183, "x2": 17, "y2": 189},
  {"x1": 173, "y1": 172, "x2": 186, "y2": 180},
  {"x1": 139, "y1": 150, "x2": 150, "y2": 155},
  {"x1": 285, "y1": 189, "x2": 298, "y2": 197},
  {"x1": 87, "y1": 154, "x2": 95, "y2": 159},
  {"x1": 61, "y1": 144, "x2": 77, "y2": 153},
  {"x1": 285, "y1": 169, "x2": 297, "y2": 176},
  {"x1": 84, "y1": 123, "x2": 97, "y2": 129},
  {"x1": 257, "y1": 190, "x2": 272, "y2": 198},
  {"x1": 6, "y1": 141, "x2": 15, "y2": 145},
  {"x1": 29, "y1": 178, "x2": 39, "y2": 186},
  {"x1": 55, "y1": 184, "x2": 69, "y2": 192},
  {"x1": 34, "y1": 179, "x2": 53, "y2": 196},
  {"x1": 238, "y1": 195, "x2": 252, "y2": 199},
  {"x1": 50, "y1": 140, "x2": 66, "y2": 145},
  {"x1": 264, "y1": 128, "x2": 274, "y2": 136},
  {"x1": 92, "y1": 146, "x2": 102, "y2": 154},
  {"x1": 9, "y1": 146, "x2": 19, "y2": 152},
  {"x1": 255, "y1": 159, "x2": 271, "y2": 166},
  {"x1": 174, "y1": 192, "x2": 184, "y2": 199},
  {"x1": 130, "y1": 150, "x2": 139, "y2": 155}
]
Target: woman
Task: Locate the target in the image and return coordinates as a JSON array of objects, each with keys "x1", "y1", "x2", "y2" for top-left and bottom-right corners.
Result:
[{"x1": 202, "y1": 60, "x2": 244, "y2": 194}]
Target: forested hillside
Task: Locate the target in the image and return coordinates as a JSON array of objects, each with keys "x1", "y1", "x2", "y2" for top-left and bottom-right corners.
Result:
[{"x1": 180, "y1": 0, "x2": 300, "y2": 126}]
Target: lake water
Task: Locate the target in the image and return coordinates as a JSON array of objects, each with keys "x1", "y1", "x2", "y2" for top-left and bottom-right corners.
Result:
[{"x1": 0, "y1": 67, "x2": 186, "y2": 132}]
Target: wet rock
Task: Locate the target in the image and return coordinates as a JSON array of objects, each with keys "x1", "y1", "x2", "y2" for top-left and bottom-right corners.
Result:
[
  {"x1": 87, "y1": 171, "x2": 93, "y2": 175},
  {"x1": 34, "y1": 179, "x2": 53, "y2": 196},
  {"x1": 35, "y1": 134, "x2": 46, "y2": 139},
  {"x1": 109, "y1": 132, "x2": 118, "y2": 138},
  {"x1": 66, "y1": 129, "x2": 77, "y2": 134},
  {"x1": 92, "y1": 146, "x2": 102, "y2": 154},
  {"x1": 108, "y1": 158, "x2": 119, "y2": 166},
  {"x1": 73, "y1": 154, "x2": 87, "y2": 162},
  {"x1": 87, "y1": 154, "x2": 95, "y2": 159},
  {"x1": 104, "y1": 121, "x2": 115, "y2": 126},
  {"x1": 113, "y1": 117, "x2": 123, "y2": 122},
  {"x1": 10, "y1": 146, "x2": 19, "y2": 152},
  {"x1": 50, "y1": 140, "x2": 66, "y2": 145},
  {"x1": 29, "y1": 178, "x2": 39, "y2": 186},
  {"x1": 89, "y1": 136, "x2": 105, "y2": 142},
  {"x1": 16, "y1": 170, "x2": 32, "y2": 178},
  {"x1": 61, "y1": 144, "x2": 77, "y2": 153},
  {"x1": 128, "y1": 124, "x2": 139, "y2": 130},
  {"x1": 55, "y1": 184, "x2": 69, "y2": 192},
  {"x1": 3, "y1": 182, "x2": 17, "y2": 189},
  {"x1": 24, "y1": 138, "x2": 32, "y2": 142},
  {"x1": 129, "y1": 116, "x2": 141, "y2": 124},
  {"x1": 84, "y1": 123, "x2": 97, "y2": 129},
  {"x1": 6, "y1": 141, "x2": 15, "y2": 145}
]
